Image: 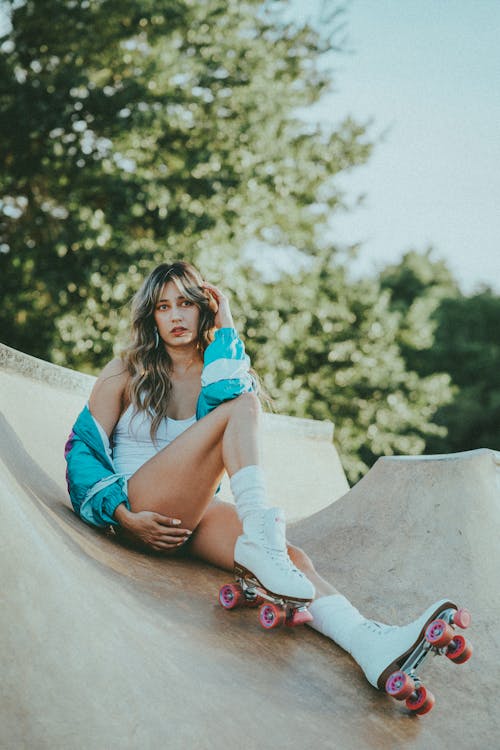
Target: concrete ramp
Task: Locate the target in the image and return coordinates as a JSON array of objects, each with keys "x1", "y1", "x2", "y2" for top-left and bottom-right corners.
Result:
[
  {"x1": 0, "y1": 343, "x2": 348, "y2": 523},
  {"x1": 1, "y1": 344, "x2": 499, "y2": 749}
]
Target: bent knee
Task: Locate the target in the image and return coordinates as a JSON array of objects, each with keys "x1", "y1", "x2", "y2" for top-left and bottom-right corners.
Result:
[
  {"x1": 231, "y1": 391, "x2": 261, "y2": 417},
  {"x1": 288, "y1": 545, "x2": 315, "y2": 574}
]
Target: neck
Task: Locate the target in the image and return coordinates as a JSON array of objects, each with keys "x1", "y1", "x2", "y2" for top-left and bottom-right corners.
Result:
[{"x1": 164, "y1": 343, "x2": 202, "y2": 375}]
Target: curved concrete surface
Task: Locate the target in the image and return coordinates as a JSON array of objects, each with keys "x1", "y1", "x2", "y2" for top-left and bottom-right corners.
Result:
[
  {"x1": 1, "y1": 344, "x2": 499, "y2": 749},
  {"x1": 0, "y1": 343, "x2": 348, "y2": 522}
]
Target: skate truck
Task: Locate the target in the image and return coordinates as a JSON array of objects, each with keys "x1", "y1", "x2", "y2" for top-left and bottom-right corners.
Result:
[
  {"x1": 384, "y1": 605, "x2": 472, "y2": 715},
  {"x1": 218, "y1": 563, "x2": 313, "y2": 629}
]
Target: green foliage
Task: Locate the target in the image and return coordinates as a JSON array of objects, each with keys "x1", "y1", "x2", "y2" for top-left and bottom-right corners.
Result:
[
  {"x1": 420, "y1": 292, "x2": 500, "y2": 452},
  {"x1": 379, "y1": 248, "x2": 459, "y2": 359},
  {"x1": 380, "y1": 251, "x2": 500, "y2": 454},
  {"x1": 0, "y1": 0, "x2": 371, "y2": 370},
  {"x1": 3, "y1": 2, "x2": 493, "y2": 479},
  {"x1": 243, "y1": 254, "x2": 453, "y2": 481}
]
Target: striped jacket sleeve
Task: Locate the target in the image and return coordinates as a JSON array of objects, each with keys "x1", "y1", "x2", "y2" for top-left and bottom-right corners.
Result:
[{"x1": 197, "y1": 327, "x2": 254, "y2": 415}]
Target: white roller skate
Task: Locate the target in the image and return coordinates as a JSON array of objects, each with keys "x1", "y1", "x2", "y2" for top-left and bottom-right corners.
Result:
[
  {"x1": 349, "y1": 599, "x2": 473, "y2": 715},
  {"x1": 219, "y1": 507, "x2": 315, "y2": 629}
]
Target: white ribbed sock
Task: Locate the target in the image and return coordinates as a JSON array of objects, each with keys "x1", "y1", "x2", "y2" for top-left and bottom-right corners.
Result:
[
  {"x1": 230, "y1": 465, "x2": 267, "y2": 522},
  {"x1": 308, "y1": 595, "x2": 366, "y2": 653}
]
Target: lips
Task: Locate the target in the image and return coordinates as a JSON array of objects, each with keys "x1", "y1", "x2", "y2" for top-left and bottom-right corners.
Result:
[{"x1": 171, "y1": 327, "x2": 188, "y2": 335}]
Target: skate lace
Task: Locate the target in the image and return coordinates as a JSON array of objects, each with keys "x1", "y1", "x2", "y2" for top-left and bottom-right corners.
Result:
[
  {"x1": 265, "y1": 547, "x2": 307, "y2": 579},
  {"x1": 363, "y1": 620, "x2": 396, "y2": 636}
]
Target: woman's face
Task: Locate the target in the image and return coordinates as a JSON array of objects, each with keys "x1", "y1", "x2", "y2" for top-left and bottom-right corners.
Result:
[{"x1": 153, "y1": 280, "x2": 201, "y2": 349}]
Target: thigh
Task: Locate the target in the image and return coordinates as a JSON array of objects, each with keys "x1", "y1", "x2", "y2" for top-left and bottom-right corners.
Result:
[
  {"x1": 187, "y1": 500, "x2": 242, "y2": 570},
  {"x1": 127, "y1": 402, "x2": 230, "y2": 527}
]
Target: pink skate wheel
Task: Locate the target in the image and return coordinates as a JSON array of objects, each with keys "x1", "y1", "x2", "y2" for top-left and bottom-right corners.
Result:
[
  {"x1": 453, "y1": 608, "x2": 471, "y2": 630},
  {"x1": 385, "y1": 671, "x2": 415, "y2": 701},
  {"x1": 406, "y1": 685, "x2": 435, "y2": 716},
  {"x1": 425, "y1": 618, "x2": 454, "y2": 648},
  {"x1": 219, "y1": 583, "x2": 244, "y2": 610},
  {"x1": 285, "y1": 608, "x2": 314, "y2": 627},
  {"x1": 446, "y1": 635, "x2": 473, "y2": 664},
  {"x1": 259, "y1": 603, "x2": 286, "y2": 630}
]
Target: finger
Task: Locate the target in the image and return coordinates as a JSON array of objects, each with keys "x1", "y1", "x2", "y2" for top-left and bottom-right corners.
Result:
[
  {"x1": 156, "y1": 525, "x2": 192, "y2": 539},
  {"x1": 152, "y1": 539, "x2": 188, "y2": 551},
  {"x1": 158, "y1": 528, "x2": 192, "y2": 539},
  {"x1": 154, "y1": 515, "x2": 183, "y2": 526},
  {"x1": 158, "y1": 536, "x2": 190, "y2": 546},
  {"x1": 202, "y1": 282, "x2": 221, "y2": 297}
]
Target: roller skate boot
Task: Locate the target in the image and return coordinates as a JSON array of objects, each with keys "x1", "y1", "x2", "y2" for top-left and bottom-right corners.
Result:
[
  {"x1": 219, "y1": 507, "x2": 315, "y2": 629},
  {"x1": 350, "y1": 599, "x2": 472, "y2": 715}
]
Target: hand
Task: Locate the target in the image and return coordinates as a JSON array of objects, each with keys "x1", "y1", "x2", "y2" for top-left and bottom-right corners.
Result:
[
  {"x1": 202, "y1": 282, "x2": 235, "y2": 330},
  {"x1": 115, "y1": 506, "x2": 192, "y2": 552}
]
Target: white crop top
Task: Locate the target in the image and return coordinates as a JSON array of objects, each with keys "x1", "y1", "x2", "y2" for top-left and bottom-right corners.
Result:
[{"x1": 112, "y1": 403, "x2": 197, "y2": 479}]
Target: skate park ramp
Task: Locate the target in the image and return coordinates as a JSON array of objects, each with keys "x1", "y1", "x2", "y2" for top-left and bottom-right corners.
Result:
[{"x1": 1, "y1": 343, "x2": 499, "y2": 750}]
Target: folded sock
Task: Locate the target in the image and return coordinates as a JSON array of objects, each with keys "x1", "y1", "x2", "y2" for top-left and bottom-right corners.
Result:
[
  {"x1": 308, "y1": 594, "x2": 365, "y2": 653},
  {"x1": 230, "y1": 465, "x2": 267, "y2": 521}
]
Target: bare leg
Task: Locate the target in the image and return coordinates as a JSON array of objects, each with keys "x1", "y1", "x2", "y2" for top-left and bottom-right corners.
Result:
[
  {"x1": 127, "y1": 392, "x2": 315, "y2": 600},
  {"x1": 127, "y1": 392, "x2": 260, "y2": 530},
  {"x1": 189, "y1": 500, "x2": 339, "y2": 599}
]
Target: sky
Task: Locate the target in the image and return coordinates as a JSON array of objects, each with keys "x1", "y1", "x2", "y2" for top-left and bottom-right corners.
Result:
[{"x1": 290, "y1": 0, "x2": 500, "y2": 293}]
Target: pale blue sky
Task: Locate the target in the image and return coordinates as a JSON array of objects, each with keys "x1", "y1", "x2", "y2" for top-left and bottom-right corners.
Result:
[
  {"x1": 290, "y1": 0, "x2": 500, "y2": 292},
  {"x1": 2, "y1": 2, "x2": 499, "y2": 291}
]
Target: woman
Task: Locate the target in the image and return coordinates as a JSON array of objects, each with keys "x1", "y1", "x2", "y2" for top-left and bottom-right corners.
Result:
[{"x1": 65, "y1": 260, "x2": 464, "y2": 700}]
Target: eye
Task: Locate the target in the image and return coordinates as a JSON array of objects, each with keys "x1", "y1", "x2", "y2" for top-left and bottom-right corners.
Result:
[
  {"x1": 157, "y1": 303, "x2": 168, "y2": 311},
  {"x1": 182, "y1": 300, "x2": 193, "y2": 307}
]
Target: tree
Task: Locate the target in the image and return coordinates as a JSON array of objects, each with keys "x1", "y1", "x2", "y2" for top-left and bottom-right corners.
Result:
[
  {"x1": 379, "y1": 250, "x2": 500, "y2": 453},
  {"x1": 0, "y1": 0, "x2": 371, "y2": 370},
  {"x1": 242, "y1": 253, "x2": 453, "y2": 481},
  {"x1": 420, "y1": 291, "x2": 500, "y2": 453}
]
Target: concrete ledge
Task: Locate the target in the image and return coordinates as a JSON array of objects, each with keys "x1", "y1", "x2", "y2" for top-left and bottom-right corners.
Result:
[
  {"x1": 0, "y1": 343, "x2": 333, "y2": 440},
  {"x1": 0, "y1": 343, "x2": 349, "y2": 520},
  {"x1": 0, "y1": 342, "x2": 95, "y2": 394}
]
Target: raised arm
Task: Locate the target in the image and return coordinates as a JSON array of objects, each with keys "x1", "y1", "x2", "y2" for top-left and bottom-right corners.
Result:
[{"x1": 201, "y1": 282, "x2": 235, "y2": 330}]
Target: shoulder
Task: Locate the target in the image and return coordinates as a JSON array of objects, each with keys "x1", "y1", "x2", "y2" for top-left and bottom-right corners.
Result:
[
  {"x1": 99, "y1": 357, "x2": 129, "y2": 379},
  {"x1": 94, "y1": 357, "x2": 129, "y2": 386},
  {"x1": 88, "y1": 358, "x2": 130, "y2": 434}
]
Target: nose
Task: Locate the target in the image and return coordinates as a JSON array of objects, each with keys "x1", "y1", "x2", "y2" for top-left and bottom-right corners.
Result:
[{"x1": 171, "y1": 304, "x2": 183, "y2": 322}]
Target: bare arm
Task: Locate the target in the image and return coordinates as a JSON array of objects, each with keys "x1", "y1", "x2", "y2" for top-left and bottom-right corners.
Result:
[{"x1": 88, "y1": 357, "x2": 129, "y2": 437}]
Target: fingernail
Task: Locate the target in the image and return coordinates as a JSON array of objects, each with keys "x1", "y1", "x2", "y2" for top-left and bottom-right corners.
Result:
[{"x1": 173, "y1": 519, "x2": 181, "y2": 525}]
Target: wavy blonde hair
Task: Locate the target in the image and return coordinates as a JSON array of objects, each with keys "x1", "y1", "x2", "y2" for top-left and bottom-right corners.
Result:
[{"x1": 121, "y1": 260, "x2": 218, "y2": 441}]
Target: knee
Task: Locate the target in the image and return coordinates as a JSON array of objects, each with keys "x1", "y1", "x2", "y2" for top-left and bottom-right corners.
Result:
[
  {"x1": 288, "y1": 545, "x2": 315, "y2": 575},
  {"x1": 232, "y1": 391, "x2": 261, "y2": 419}
]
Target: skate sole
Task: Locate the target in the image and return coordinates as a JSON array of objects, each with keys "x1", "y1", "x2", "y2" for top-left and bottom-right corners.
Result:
[
  {"x1": 377, "y1": 600, "x2": 457, "y2": 690},
  {"x1": 233, "y1": 562, "x2": 312, "y2": 606}
]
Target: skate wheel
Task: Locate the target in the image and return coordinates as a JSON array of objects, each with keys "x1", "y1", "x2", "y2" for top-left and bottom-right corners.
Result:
[
  {"x1": 425, "y1": 618, "x2": 454, "y2": 647},
  {"x1": 259, "y1": 603, "x2": 286, "y2": 630},
  {"x1": 406, "y1": 685, "x2": 435, "y2": 716},
  {"x1": 453, "y1": 608, "x2": 471, "y2": 630},
  {"x1": 385, "y1": 671, "x2": 415, "y2": 701},
  {"x1": 446, "y1": 634, "x2": 473, "y2": 664},
  {"x1": 285, "y1": 608, "x2": 314, "y2": 627},
  {"x1": 219, "y1": 583, "x2": 244, "y2": 610}
]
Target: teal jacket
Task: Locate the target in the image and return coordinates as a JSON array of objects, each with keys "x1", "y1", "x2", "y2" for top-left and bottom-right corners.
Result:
[{"x1": 65, "y1": 327, "x2": 253, "y2": 529}]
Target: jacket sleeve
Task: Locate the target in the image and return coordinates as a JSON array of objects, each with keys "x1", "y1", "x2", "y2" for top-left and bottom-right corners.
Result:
[
  {"x1": 79, "y1": 477, "x2": 129, "y2": 529},
  {"x1": 65, "y1": 419, "x2": 129, "y2": 529},
  {"x1": 197, "y1": 327, "x2": 254, "y2": 415}
]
